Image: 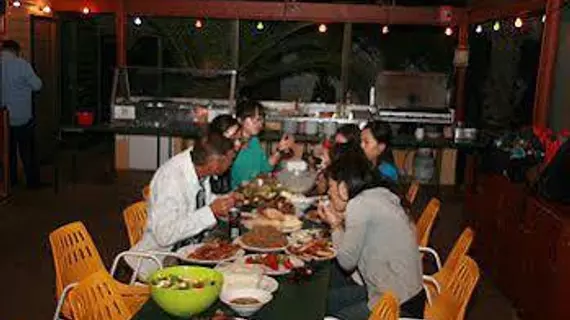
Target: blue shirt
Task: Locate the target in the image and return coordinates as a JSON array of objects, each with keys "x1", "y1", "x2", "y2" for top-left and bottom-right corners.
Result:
[
  {"x1": 378, "y1": 161, "x2": 399, "y2": 183},
  {"x1": 1, "y1": 51, "x2": 42, "y2": 126}
]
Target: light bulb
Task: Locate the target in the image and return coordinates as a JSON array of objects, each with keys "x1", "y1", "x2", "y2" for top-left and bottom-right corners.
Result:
[
  {"x1": 445, "y1": 27, "x2": 453, "y2": 36},
  {"x1": 256, "y1": 21, "x2": 264, "y2": 30},
  {"x1": 195, "y1": 19, "x2": 203, "y2": 28},
  {"x1": 475, "y1": 25, "x2": 483, "y2": 33},
  {"x1": 42, "y1": 5, "x2": 51, "y2": 13},
  {"x1": 82, "y1": 7, "x2": 90, "y2": 14},
  {"x1": 12, "y1": 1, "x2": 22, "y2": 7},
  {"x1": 514, "y1": 17, "x2": 523, "y2": 28},
  {"x1": 493, "y1": 21, "x2": 500, "y2": 31},
  {"x1": 318, "y1": 24, "x2": 327, "y2": 33},
  {"x1": 542, "y1": 15, "x2": 546, "y2": 23},
  {"x1": 382, "y1": 25, "x2": 389, "y2": 34},
  {"x1": 134, "y1": 17, "x2": 142, "y2": 26}
]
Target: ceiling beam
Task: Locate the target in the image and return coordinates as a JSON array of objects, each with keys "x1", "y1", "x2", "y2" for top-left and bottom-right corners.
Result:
[
  {"x1": 468, "y1": 0, "x2": 547, "y2": 23},
  {"x1": 51, "y1": 0, "x2": 119, "y2": 13}
]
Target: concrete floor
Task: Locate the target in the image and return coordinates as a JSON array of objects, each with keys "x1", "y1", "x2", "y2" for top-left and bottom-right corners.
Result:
[{"x1": 0, "y1": 155, "x2": 519, "y2": 319}]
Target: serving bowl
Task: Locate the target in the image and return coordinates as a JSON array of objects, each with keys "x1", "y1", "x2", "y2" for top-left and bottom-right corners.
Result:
[
  {"x1": 149, "y1": 266, "x2": 223, "y2": 318},
  {"x1": 220, "y1": 288, "x2": 273, "y2": 317}
]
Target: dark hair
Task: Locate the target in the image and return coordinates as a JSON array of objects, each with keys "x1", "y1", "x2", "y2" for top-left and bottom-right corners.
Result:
[
  {"x1": 335, "y1": 124, "x2": 361, "y2": 145},
  {"x1": 364, "y1": 121, "x2": 395, "y2": 165},
  {"x1": 191, "y1": 132, "x2": 234, "y2": 165},
  {"x1": 209, "y1": 114, "x2": 239, "y2": 136},
  {"x1": 235, "y1": 100, "x2": 265, "y2": 120},
  {"x1": 326, "y1": 150, "x2": 411, "y2": 214},
  {"x1": 2, "y1": 40, "x2": 21, "y2": 54},
  {"x1": 328, "y1": 141, "x2": 363, "y2": 164}
]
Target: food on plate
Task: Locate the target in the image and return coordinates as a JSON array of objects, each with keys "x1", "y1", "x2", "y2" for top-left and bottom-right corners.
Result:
[
  {"x1": 245, "y1": 253, "x2": 295, "y2": 271},
  {"x1": 151, "y1": 275, "x2": 213, "y2": 290},
  {"x1": 210, "y1": 310, "x2": 243, "y2": 320},
  {"x1": 188, "y1": 239, "x2": 241, "y2": 261},
  {"x1": 236, "y1": 174, "x2": 284, "y2": 205},
  {"x1": 287, "y1": 239, "x2": 336, "y2": 260},
  {"x1": 304, "y1": 210, "x2": 321, "y2": 222},
  {"x1": 240, "y1": 226, "x2": 288, "y2": 248},
  {"x1": 258, "y1": 196, "x2": 296, "y2": 216},
  {"x1": 230, "y1": 297, "x2": 261, "y2": 305}
]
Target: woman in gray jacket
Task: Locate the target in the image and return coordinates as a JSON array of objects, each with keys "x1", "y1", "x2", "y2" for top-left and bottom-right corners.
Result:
[{"x1": 319, "y1": 151, "x2": 425, "y2": 319}]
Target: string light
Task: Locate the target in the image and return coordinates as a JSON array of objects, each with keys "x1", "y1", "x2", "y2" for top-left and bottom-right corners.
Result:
[
  {"x1": 542, "y1": 15, "x2": 546, "y2": 23},
  {"x1": 514, "y1": 17, "x2": 523, "y2": 28},
  {"x1": 382, "y1": 25, "x2": 389, "y2": 34},
  {"x1": 133, "y1": 17, "x2": 142, "y2": 26},
  {"x1": 493, "y1": 21, "x2": 500, "y2": 31},
  {"x1": 82, "y1": 7, "x2": 90, "y2": 14},
  {"x1": 475, "y1": 25, "x2": 483, "y2": 33},
  {"x1": 42, "y1": 5, "x2": 51, "y2": 13},
  {"x1": 195, "y1": 19, "x2": 203, "y2": 28},
  {"x1": 256, "y1": 21, "x2": 265, "y2": 31},
  {"x1": 318, "y1": 24, "x2": 327, "y2": 33},
  {"x1": 12, "y1": 1, "x2": 21, "y2": 7},
  {"x1": 445, "y1": 27, "x2": 453, "y2": 36}
]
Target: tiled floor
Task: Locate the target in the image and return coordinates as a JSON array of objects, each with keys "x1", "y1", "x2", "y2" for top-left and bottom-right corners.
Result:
[{"x1": 0, "y1": 158, "x2": 519, "y2": 319}]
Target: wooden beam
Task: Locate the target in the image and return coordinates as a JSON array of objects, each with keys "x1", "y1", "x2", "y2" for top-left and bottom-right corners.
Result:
[
  {"x1": 116, "y1": 0, "x2": 126, "y2": 67},
  {"x1": 454, "y1": 22, "x2": 468, "y2": 123},
  {"x1": 51, "y1": 0, "x2": 118, "y2": 13},
  {"x1": 533, "y1": 0, "x2": 562, "y2": 126},
  {"x1": 123, "y1": 0, "x2": 467, "y2": 26},
  {"x1": 468, "y1": 0, "x2": 546, "y2": 23}
]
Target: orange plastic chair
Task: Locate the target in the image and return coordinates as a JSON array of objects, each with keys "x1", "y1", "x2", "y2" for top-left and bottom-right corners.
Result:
[
  {"x1": 368, "y1": 291, "x2": 399, "y2": 320},
  {"x1": 68, "y1": 271, "x2": 135, "y2": 320},
  {"x1": 50, "y1": 221, "x2": 161, "y2": 320},
  {"x1": 123, "y1": 201, "x2": 148, "y2": 247},
  {"x1": 424, "y1": 255, "x2": 480, "y2": 320},
  {"x1": 142, "y1": 185, "x2": 150, "y2": 201},
  {"x1": 416, "y1": 198, "x2": 441, "y2": 247},
  {"x1": 421, "y1": 227, "x2": 475, "y2": 300},
  {"x1": 406, "y1": 180, "x2": 420, "y2": 205}
]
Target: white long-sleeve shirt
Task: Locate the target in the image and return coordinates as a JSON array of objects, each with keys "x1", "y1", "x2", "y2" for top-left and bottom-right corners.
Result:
[{"x1": 127, "y1": 148, "x2": 217, "y2": 279}]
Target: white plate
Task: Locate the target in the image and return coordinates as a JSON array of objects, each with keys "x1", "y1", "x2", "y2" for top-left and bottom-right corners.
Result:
[
  {"x1": 285, "y1": 246, "x2": 337, "y2": 262},
  {"x1": 240, "y1": 254, "x2": 305, "y2": 276},
  {"x1": 235, "y1": 237, "x2": 288, "y2": 253},
  {"x1": 175, "y1": 243, "x2": 245, "y2": 265},
  {"x1": 242, "y1": 216, "x2": 303, "y2": 233},
  {"x1": 222, "y1": 275, "x2": 279, "y2": 294}
]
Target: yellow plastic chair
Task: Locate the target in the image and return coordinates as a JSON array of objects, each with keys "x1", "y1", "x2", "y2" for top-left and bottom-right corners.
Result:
[
  {"x1": 68, "y1": 271, "x2": 135, "y2": 320},
  {"x1": 50, "y1": 221, "x2": 161, "y2": 320},
  {"x1": 123, "y1": 201, "x2": 148, "y2": 247},
  {"x1": 424, "y1": 255, "x2": 480, "y2": 320},
  {"x1": 368, "y1": 291, "x2": 399, "y2": 320},
  {"x1": 421, "y1": 227, "x2": 475, "y2": 299},
  {"x1": 416, "y1": 198, "x2": 441, "y2": 247},
  {"x1": 142, "y1": 185, "x2": 150, "y2": 201},
  {"x1": 406, "y1": 180, "x2": 420, "y2": 205}
]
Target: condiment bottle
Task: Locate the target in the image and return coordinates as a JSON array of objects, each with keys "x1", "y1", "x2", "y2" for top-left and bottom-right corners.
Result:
[{"x1": 228, "y1": 208, "x2": 241, "y2": 241}]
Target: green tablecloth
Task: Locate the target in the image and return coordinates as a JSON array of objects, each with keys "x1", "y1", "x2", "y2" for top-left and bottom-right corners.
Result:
[{"x1": 132, "y1": 261, "x2": 331, "y2": 320}]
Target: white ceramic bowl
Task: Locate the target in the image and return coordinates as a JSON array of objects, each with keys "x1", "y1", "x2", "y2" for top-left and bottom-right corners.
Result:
[{"x1": 220, "y1": 288, "x2": 273, "y2": 317}]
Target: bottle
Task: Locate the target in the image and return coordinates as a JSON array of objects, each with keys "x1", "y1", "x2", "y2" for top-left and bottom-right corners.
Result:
[{"x1": 228, "y1": 208, "x2": 241, "y2": 241}]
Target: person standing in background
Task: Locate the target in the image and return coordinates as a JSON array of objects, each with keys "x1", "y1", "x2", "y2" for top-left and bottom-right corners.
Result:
[{"x1": 1, "y1": 40, "x2": 43, "y2": 188}]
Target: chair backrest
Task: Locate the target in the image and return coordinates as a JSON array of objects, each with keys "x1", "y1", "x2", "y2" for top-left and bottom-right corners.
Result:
[
  {"x1": 49, "y1": 221, "x2": 106, "y2": 300},
  {"x1": 416, "y1": 198, "x2": 441, "y2": 247},
  {"x1": 68, "y1": 271, "x2": 134, "y2": 320},
  {"x1": 406, "y1": 180, "x2": 420, "y2": 204},
  {"x1": 369, "y1": 291, "x2": 399, "y2": 320},
  {"x1": 123, "y1": 201, "x2": 148, "y2": 247},
  {"x1": 142, "y1": 185, "x2": 150, "y2": 201},
  {"x1": 425, "y1": 255, "x2": 480, "y2": 320},
  {"x1": 443, "y1": 227, "x2": 475, "y2": 272}
]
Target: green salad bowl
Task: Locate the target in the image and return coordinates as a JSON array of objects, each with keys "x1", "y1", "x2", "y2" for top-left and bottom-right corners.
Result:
[{"x1": 149, "y1": 266, "x2": 223, "y2": 318}]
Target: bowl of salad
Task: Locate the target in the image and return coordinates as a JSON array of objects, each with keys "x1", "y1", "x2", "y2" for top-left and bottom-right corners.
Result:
[{"x1": 149, "y1": 266, "x2": 223, "y2": 317}]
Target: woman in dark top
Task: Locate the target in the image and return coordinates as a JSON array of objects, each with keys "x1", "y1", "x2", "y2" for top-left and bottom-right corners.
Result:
[
  {"x1": 360, "y1": 121, "x2": 400, "y2": 184},
  {"x1": 209, "y1": 114, "x2": 241, "y2": 194}
]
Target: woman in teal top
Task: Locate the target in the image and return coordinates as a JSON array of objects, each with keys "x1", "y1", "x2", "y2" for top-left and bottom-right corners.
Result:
[
  {"x1": 360, "y1": 121, "x2": 400, "y2": 184},
  {"x1": 231, "y1": 100, "x2": 295, "y2": 189}
]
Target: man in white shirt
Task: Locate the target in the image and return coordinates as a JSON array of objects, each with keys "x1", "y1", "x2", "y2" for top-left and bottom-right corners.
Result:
[
  {"x1": 1, "y1": 40, "x2": 43, "y2": 188},
  {"x1": 129, "y1": 132, "x2": 237, "y2": 278}
]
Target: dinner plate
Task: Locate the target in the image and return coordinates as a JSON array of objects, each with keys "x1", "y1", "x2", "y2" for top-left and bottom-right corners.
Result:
[
  {"x1": 285, "y1": 246, "x2": 337, "y2": 262},
  {"x1": 239, "y1": 254, "x2": 305, "y2": 276},
  {"x1": 241, "y1": 216, "x2": 303, "y2": 233},
  {"x1": 175, "y1": 244, "x2": 245, "y2": 265},
  {"x1": 235, "y1": 237, "x2": 287, "y2": 253}
]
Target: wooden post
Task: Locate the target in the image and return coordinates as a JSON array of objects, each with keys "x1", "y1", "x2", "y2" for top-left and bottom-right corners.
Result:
[
  {"x1": 454, "y1": 22, "x2": 469, "y2": 123},
  {"x1": 533, "y1": 0, "x2": 562, "y2": 127},
  {"x1": 116, "y1": 0, "x2": 126, "y2": 67},
  {"x1": 340, "y1": 22, "x2": 352, "y2": 103}
]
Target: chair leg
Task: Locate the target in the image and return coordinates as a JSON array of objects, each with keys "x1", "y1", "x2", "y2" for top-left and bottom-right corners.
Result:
[{"x1": 53, "y1": 283, "x2": 77, "y2": 320}]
